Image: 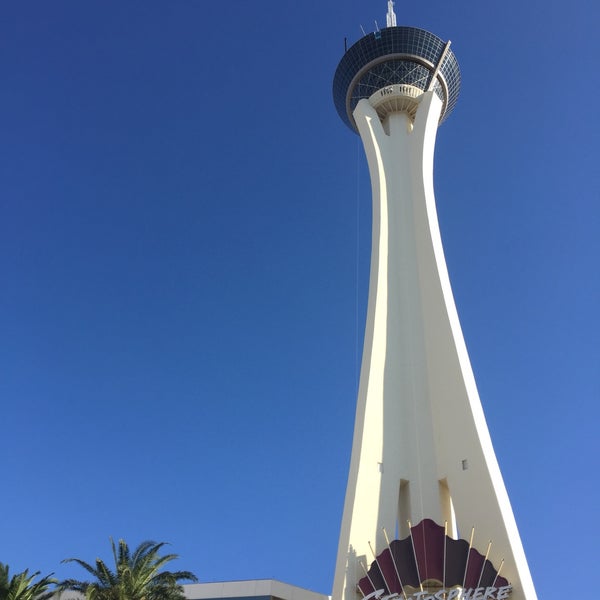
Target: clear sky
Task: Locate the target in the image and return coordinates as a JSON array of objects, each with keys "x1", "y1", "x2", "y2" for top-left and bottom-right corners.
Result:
[{"x1": 1, "y1": 1, "x2": 598, "y2": 597}]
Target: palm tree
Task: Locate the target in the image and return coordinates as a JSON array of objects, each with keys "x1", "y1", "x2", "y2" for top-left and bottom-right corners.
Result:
[
  {"x1": 58, "y1": 539, "x2": 197, "y2": 600},
  {"x1": 0, "y1": 563, "x2": 56, "y2": 600}
]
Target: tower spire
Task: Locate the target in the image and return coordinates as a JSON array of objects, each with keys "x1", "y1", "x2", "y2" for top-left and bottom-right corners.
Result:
[
  {"x1": 332, "y1": 22, "x2": 537, "y2": 600},
  {"x1": 386, "y1": 0, "x2": 397, "y2": 27}
]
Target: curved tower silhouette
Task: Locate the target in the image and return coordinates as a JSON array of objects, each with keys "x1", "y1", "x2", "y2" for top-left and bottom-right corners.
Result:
[{"x1": 331, "y1": 4, "x2": 537, "y2": 600}]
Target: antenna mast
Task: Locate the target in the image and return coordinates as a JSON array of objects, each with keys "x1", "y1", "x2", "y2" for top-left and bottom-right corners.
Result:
[{"x1": 386, "y1": 0, "x2": 397, "y2": 27}]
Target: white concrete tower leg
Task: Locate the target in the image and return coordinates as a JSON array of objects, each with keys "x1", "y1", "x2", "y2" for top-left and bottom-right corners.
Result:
[
  {"x1": 332, "y1": 92, "x2": 444, "y2": 600},
  {"x1": 409, "y1": 93, "x2": 538, "y2": 600},
  {"x1": 332, "y1": 91, "x2": 537, "y2": 600}
]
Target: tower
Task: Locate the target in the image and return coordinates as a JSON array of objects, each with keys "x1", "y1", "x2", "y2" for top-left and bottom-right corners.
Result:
[{"x1": 331, "y1": 5, "x2": 537, "y2": 600}]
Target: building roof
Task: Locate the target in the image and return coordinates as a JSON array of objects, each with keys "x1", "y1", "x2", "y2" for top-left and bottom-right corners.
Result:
[{"x1": 184, "y1": 579, "x2": 330, "y2": 600}]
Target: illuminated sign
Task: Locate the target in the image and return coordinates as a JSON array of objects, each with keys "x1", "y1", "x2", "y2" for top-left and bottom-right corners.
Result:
[
  {"x1": 357, "y1": 520, "x2": 510, "y2": 600},
  {"x1": 363, "y1": 586, "x2": 512, "y2": 600}
]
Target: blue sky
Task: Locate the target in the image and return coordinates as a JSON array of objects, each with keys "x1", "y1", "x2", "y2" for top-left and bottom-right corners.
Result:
[{"x1": 1, "y1": 1, "x2": 598, "y2": 597}]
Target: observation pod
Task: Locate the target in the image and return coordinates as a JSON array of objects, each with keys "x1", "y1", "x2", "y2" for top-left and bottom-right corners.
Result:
[
  {"x1": 333, "y1": 26, "x2": 460, "y2": 132},
  {"x1": 331, "y1": 14, "x2": 537, "y2": 600}
]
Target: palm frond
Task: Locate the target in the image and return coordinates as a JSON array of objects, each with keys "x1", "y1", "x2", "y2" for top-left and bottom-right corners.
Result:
[
  {"x1": 94, "y1": 559, "x2": 116, "y2": 588},
  {"x1": 152, "y1": 571, "x2": 197, "y2": 584},
  {"x1": 130, "y1": 541, "x2": 160, "y2": 567},
  {"x1": 0, "y1": 565, "x2": 56, "y2": 600},
  {"x1": 56, "y1": 578, "x2": 89, "y2": 593},
  {"x1": 62, "y1": 558, "x2": 100, "y2": 579},
  {"x1": 109, "y1": 538, "x2": 118, "y2": 575}
]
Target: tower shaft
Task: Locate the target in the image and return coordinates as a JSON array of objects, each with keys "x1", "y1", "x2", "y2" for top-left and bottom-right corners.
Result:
[{"x1": 332, "y1": 93, "x2": 537, "y2": 600}]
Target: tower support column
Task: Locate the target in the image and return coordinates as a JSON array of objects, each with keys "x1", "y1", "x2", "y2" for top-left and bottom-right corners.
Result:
[{"x1": 333, "y1": 91, "x2": 447, "y2": 600}]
